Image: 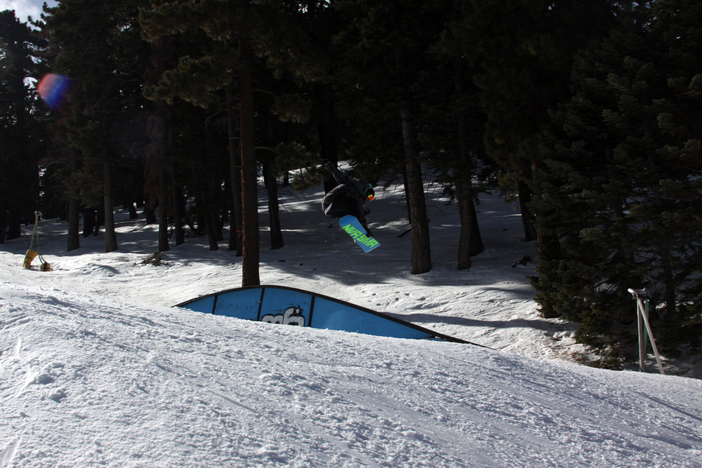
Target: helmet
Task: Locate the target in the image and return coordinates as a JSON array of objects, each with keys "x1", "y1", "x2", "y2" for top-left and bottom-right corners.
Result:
[{"x1": 364, "y1": 184, "x2": 375, "y2": 202}]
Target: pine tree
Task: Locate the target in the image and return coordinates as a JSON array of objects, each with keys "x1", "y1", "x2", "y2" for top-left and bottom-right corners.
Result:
[
  {"x1": 531, "y1": 3, "x2": 659, "y2": 336},
  {"x1": 453, "y1": 0, "x2": 617, "y2": 242},
  {"x1": 531, "y1": 1, "x2": 702, "y2": 355},
  {"x1": 646, "y1": 0, "x2": 702, "y2": 350},
  {"x1": 433, "y1": 10, "x2": 497, "y2": 270},
  {"x1": 43, "y1": 0, "x2": 150, "y2": 253},
  {"x1": 140, "y1": 0, "x2": 325, "y2": 286},
  {"x1": 0, "y1": 11, "x2": 46, "y2": 242},
  {"x1": 334, "y1": 0, "x2": 453, "y2": 274},
  {"x1": 143, "y1": 36, "x2": 178, "y2": 252}
]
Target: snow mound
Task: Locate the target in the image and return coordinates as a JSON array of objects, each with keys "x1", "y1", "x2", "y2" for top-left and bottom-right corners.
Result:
[{"x1": 2, "y1": 283, "x2": 701, "y2": 467}]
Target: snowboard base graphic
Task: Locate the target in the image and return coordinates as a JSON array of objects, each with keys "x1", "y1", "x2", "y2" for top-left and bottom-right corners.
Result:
[{"x1": 339, "y1": 215, "x2": 380, "y2": 253}]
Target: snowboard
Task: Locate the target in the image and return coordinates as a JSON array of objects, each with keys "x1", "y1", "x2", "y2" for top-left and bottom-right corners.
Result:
[{"x1": 339, "y1": 215, "x2": 380, "y2": 253}]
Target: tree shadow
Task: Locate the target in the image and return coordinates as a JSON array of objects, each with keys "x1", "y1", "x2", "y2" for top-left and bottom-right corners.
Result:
[{"x1": 389, "y1": 311, "x2": 569, "y2": 334}]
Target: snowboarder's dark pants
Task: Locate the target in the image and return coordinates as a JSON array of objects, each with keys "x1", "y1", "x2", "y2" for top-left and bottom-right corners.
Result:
[{"x1": 323, "y1": 198, "x2": 360, "y2": 219}]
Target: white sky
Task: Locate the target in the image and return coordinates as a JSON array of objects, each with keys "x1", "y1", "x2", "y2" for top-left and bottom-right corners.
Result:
[{"x1": 0, "y1": 0, "x2": 58, "y2": 24}]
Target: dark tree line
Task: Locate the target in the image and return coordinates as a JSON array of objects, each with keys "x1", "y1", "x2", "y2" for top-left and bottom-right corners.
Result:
[
  {"x1": 531, "y1": 0, "x2": 702, "y2": 359},
  {"x1": 0, "y1": 10, "x2": 48, "y2": 243},
  {"x1": 1, "y1": 0, "x2": 700, "y2": 359}
]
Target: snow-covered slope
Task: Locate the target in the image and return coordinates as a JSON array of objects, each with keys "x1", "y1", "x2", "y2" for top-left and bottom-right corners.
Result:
[
  {"x1": 0, "y1": 184, "x2": 586, "y2": 363},
  {"x1": 1, "y1": 181, "x2": 701, "y2": 466},
  {"x1": 2, "y1": 283, "x2": 701, "y2": 467}
]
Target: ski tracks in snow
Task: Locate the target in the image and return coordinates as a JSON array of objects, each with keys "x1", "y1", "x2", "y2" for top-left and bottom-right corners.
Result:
[
  {"x1": 3, "y1": 283, "x2": 702, "y2": 467},
  {"x1": 0, "y1": 435, "x2": 21, "y2": 468},
  {"x1": 223, "y1": 329, "x2": 498, "y2": 467}
]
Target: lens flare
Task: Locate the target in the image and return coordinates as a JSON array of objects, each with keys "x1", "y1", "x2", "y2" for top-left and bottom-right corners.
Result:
[{"x1": 37, "y1": 74, "x2": 72, "y2": 110}]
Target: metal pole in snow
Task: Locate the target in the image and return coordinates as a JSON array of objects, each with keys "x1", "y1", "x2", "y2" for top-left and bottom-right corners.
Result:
[
  {"x1": 637, "y1": 297, "x2": 645, "y2": 372},
  {"x1": 628, "y1": 289, "x2": 665, "y2": 375},
  {"x1": 643, "y1": 299, "x2": 650, "y2": 357}
]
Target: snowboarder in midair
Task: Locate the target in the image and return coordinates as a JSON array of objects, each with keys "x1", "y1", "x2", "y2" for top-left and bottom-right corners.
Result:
[{"x1": 321, "y1": 160, "x2": 375, "y2": 235}]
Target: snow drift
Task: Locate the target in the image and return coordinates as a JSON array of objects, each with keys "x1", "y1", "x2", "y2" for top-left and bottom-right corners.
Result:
[
  {"x1": 2, "y1": 183, "x2": 701, "y2": 466},
  {"x1": 2, "y1": 282, "x2": 701, "y2": 467}
]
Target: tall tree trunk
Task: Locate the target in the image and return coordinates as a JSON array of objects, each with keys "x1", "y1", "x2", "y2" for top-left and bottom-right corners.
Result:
[
  {"x1": 104, "y1": 161, "x2": 118, "y2": 252},
  {"x1": 239, "y1": 39, "x2": 260, "y2": 286},
  {"x1": 158, "y1": 163, "x2": 169, "y2": 252},
  {"x1": 147, "y1": 37, "x2": 179, "y2": 247},
  {"x1": 469, "y1": 202, "x2": 483, "y2": 256},
  {"x1": 204, "y1": 207, "x2": 219, "y2": 251},
  {"x1": 146, "y1": 109, "x2": 170, "y2": 253},
  {"x1": 315, "y1": 83, "x2": 339, "y2": 194},
  {"x1": 168, "y1": 111, "x2": 185, "y2": 246},
  {"x1": 226, "y1": 82, "x2": 243, "y2": 255},
  {"x1": 212, "y1": 210, "x2": 224, "y2": 241},
  {"x1": 454, "y1": 57, "x2": 483, "y2": 269},
  {"x1": 455, "y1": 175, "x2": 474, "y2": 269},
  {"x1": 402, "y1": 170, "x2": 412, "y2": 223},
  {"x1": 67, "y1": 197, "x2": 80, "y2": 251},
  {"x1": 263, "y1": 160, "x2": 284, "y2": 250},
  {"x1": 172, "y1": 184, "x2": 185, "y2": 246},
  {"x1": 400, "y1": 106, "x2": 431, "y2": 274},
  {"x1": 518, "y1": 178, "x2": 538, "y2": 242},
  {"x1": 126, "y1": 203, "x2": 138, "y2": 219},
  {"x1": 145, "y1": 206, "x2": 157, "y2": 225},
  {"x1": 6, "y1": 210, "x2": 20, "y2": 240},
  {"x1": 67, "y1": 154, "x2": 80, "y2": 250}
]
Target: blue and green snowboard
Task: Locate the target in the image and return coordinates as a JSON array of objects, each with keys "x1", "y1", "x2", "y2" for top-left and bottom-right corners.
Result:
[{"x1": 339, "y1": 215, "x2": 380, "y2": 253}]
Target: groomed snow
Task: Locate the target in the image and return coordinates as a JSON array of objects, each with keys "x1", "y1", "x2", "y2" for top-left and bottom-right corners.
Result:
[{"x1": 2, "y1": 181, "x2": 701, "y2": 466}]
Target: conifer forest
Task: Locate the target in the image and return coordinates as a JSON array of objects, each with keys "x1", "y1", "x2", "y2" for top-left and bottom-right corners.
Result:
[{"x1": 1, "y1": 0, "x2": 700, "y2": 361}]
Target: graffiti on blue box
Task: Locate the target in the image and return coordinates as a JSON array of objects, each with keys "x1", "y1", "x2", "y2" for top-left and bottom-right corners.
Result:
[{"x1": 261, "y1": 306, "x2": 306, "y2": 326}]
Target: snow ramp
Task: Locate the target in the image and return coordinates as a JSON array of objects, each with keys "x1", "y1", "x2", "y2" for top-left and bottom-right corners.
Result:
[{"x1": 176, "y1": 285, "x2": 471, "y2": 343}]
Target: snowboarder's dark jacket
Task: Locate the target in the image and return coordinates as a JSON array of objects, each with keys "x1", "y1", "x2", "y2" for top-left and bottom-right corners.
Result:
[{"x1": 321, "y1": 163, "x2": 372, "y2": 234}]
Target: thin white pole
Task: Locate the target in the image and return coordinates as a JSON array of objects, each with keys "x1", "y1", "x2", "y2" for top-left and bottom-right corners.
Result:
[
  {"x1": 637, "y1": 299, "x2": 645, "y2": 372},
  {"x1": 636, "y1": 296, "x2": 666, "y2": 375}
]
